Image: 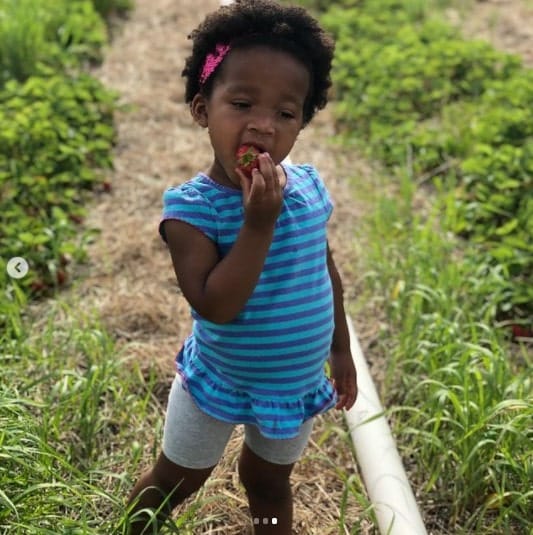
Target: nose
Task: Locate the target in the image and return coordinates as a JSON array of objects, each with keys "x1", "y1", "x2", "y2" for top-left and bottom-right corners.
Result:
[{"x1": 247, "y1": 109, "x2": 275, "y2": 135}]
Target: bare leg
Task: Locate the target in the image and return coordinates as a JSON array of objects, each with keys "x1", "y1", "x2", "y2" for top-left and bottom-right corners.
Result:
[
  {"x1": 126, "y1": 452, "x2": 215, "y2": 535},
  {"x1": 238, "y1": 443, "x2": 295, "y2": 535}
]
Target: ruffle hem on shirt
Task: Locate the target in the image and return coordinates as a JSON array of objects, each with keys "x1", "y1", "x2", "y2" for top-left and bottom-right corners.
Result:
[{"x1": 176, "y1": 348, "x2": 337, "y2": 440}]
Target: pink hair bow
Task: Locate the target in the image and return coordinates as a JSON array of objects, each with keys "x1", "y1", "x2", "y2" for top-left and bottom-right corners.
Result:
[{"x1": 199, "y1": 43, "x2": 231, "y2": 85}]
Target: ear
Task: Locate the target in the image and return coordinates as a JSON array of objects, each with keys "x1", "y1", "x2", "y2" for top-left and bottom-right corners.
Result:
[{"x1": 191, "y1": 93, "x2": 208, "y2": 128}]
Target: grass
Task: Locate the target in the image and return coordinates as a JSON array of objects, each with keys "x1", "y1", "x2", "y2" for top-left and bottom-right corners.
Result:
[
  {"x1": 1, "y1": 277, "x2": 372, "y2": 533},
  {"x1": 0, "y1": 0, "x2": 108, "y2": 86},
  {"x1": 0, "y1": 293, "x2": 195, "y2": 534},
  {"x1": 348, "y1": 164, "x2": 532, "y2": 533},
  {"x1": 2, "y1": 302, "x2": 120, "y2": 532},
  {"x1": 0, "y1": 0, "x2": 47, "y2": 83}
]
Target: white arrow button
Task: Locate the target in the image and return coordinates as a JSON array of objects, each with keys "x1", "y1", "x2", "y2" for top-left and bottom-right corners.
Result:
[{"x1": 7, "y1": 257, "x2": 29, "y2": 279}]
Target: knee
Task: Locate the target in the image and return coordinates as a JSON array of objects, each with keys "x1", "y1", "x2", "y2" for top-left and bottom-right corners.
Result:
[{"x1": 238, "y1": 459, "x2": 291, "y2": 502}]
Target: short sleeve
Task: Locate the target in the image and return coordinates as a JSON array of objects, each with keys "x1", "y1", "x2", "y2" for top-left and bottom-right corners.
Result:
[
  {"x1": 302, "y1": 164, "x2": 334, "y2": 220},
  {"x1": 159, "y1": 184, "x2": 218, "y2": 243}
]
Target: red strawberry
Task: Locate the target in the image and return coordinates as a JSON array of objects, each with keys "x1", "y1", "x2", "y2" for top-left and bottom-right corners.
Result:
[{"x1": 236, "y1": 144, "x2": 261, "y2": 178}]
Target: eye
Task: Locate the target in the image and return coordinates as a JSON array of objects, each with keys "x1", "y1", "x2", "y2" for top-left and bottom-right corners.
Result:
[
  {"x1": 232, "y1": 100, "x2": 250, "y2": 110},
  {"x1": 280, "y1": 110, "x2": 296, "y2": 120}
]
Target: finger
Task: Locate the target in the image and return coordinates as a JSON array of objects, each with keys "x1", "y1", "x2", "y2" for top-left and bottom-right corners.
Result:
[
  {"x1": 334, "y1": 379, "x2": 357, "y2": 410},
  {"x1": 258, "y1": 153, "x2": 277, "y2": 191},
  {"x1": 235, "y1": 168, "x2": 252, "y2": 198},
  {"x1": 343, "y1": 391, "x2": 356, "y2": 411},
  {"x1": 249, "y1": 168, "x2": 265, "y2": 200},
  {"x1": 335, "y1": 394, "x2": 347, "y2": 410},
  {"x1": 345, "y1": 396, "x2": 356, "y2": 411}
]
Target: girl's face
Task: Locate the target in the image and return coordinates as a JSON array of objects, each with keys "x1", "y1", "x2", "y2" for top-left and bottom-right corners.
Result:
[{"x1": 191, "y1": 46, "x2": 310, "y2": 188}]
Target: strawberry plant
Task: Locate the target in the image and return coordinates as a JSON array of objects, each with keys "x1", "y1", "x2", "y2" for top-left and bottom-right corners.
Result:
[
  {"x1": 48, "y1": 0, "x2": 108, "y2": 66},
  {"x1": 388, "y1": 72, "x2": 533, "y2": 319},
  {"x1": 0, "y1": 0, "x2": 126, "y2": 302},
  {"x1": 315, "y1": 0, "x2": 532, "y2": 319},
  {"x1": 331, "y1": 23, "x2": 520, "y2": 138},
  {"x1": 0, "y1": 74, "x2": 118, "y2": 295}
]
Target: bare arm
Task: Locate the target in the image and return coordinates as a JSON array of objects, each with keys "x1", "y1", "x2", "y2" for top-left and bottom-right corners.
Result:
[
  {"x1": 328, "y1": 244, "x2": 351, "y2": 355},
  {"x1": 164, "y1": 219, "x2": 274, "y2": 323},
  {"x1": 327, "y1": 243, "x2": 358, "y2": 410},
  {"x1": 164, "y1": 153, "x2": 283, "y2": 324}
]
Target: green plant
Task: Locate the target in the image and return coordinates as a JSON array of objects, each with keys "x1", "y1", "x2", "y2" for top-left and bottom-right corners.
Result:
[
  {"x1": 0, "y1": 0, "x2": 107, "y2": 86},
  {"x1": 48, "y1": 0, "x2": 108, "y2": 66},
  {"x1": 0, "y1": 0, "x2": 46, "y2": 82},
  {"x1": 331, "y1": 24, "x2": 520, "y2": 138},
  {"x1": 90, "y1": 0, "x2": 133, "y2": 17},
  {"x1": 0, "y1": 303, "x2": 160, "y2": 533},
  {"x1": 0, "y1": 74, "x2": 117, "y2": 297},
  {"x1": 361, "y1": 178, "x2": 532, "y2": 531},
  {"x1": 0, "y1": 0, "x2": 120, "y2": 303},
  {"x1": 320, "y1": 0, "x2": 532, "y2": 319},
  {"x1": 393, "y1": 74, "x2": 533, "y2": 318}
]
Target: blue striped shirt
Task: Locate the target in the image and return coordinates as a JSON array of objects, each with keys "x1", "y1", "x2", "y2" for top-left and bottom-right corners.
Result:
[{"x1": 159, "y1": 164, "x2": 336, "y2": 439}]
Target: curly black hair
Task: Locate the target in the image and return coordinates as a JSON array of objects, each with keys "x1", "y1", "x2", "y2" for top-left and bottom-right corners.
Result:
[{"x1": 182, "y1": 0, "x2": 335, "y2": 126}]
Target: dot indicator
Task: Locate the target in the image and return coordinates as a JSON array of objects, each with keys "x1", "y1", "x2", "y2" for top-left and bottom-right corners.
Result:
[{"x1": 253, "y1": 516, "x2": 278, "y2": 525}]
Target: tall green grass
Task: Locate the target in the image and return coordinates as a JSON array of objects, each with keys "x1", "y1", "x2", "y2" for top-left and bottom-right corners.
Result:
[
  {"x1": 0, "y1": 295, "x2": 161, "y2": 533},
  {"x1": 355, "y1": 170, "x2": 532, "y2": 533},
  {"x1": 0, "y1": 0, "x2": 107, "y2": 86},
  {"x1": 0, "y1": 289, "x2": 260, "y2": 533},
  {"x1": 0, "y1": 0, "x2": 47, "y2": 82}
]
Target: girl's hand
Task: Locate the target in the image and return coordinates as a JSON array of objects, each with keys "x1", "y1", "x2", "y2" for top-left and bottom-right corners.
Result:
[
  {"x1": 330, "y1": 350, "x2": 358, "y2": 411},
  {"x1": 236, "y1": 152, "x2": 283, "y2": 231}
]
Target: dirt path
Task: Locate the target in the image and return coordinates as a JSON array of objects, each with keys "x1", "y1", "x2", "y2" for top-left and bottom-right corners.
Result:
[
  {"x1": 447, "y1": 0, "x2": 533, "y2": 66},
  {"x1": 79, "y1": 0, "x2": 372, "y2": 533}
]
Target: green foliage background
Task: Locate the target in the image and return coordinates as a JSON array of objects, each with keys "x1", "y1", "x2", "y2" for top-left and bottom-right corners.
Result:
[
  {"x1": 321, "y1": 0, "x2": 533, "y2": 321},
  {"x1": 1, "y1": 2, "x2": 140, "y2": 533},
  {"x1": 0, "y1": 0, "x2": 123, "y2": 301},
  {"x1": 294, "y1": 0, "x2": 533, "y2": 321}
]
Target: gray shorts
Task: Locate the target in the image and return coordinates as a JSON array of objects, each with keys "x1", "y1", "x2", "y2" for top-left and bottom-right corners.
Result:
[{"x1": 162, "y1": 374, "x2": 314, "y2": 469}]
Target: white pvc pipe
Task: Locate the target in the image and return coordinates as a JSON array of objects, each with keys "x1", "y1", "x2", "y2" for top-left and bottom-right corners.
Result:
[{"x1": 345, "y1": 316, "x2": 427, "y2": 535}]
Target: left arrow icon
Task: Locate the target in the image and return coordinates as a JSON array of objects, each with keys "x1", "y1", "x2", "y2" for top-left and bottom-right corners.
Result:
[{"x1": 7, "y1": 257, "x2": 29, "y2": 279}]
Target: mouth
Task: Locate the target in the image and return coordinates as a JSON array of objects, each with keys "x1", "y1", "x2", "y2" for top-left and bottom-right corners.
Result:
[{"x1": 241, "y1": 142, "x2": 266, "y2": 153}]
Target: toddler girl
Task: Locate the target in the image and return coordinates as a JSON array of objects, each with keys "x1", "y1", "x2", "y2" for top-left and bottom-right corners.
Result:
[{"x1": 127, "y1": 1, "x2": 357, "y2": 533}]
